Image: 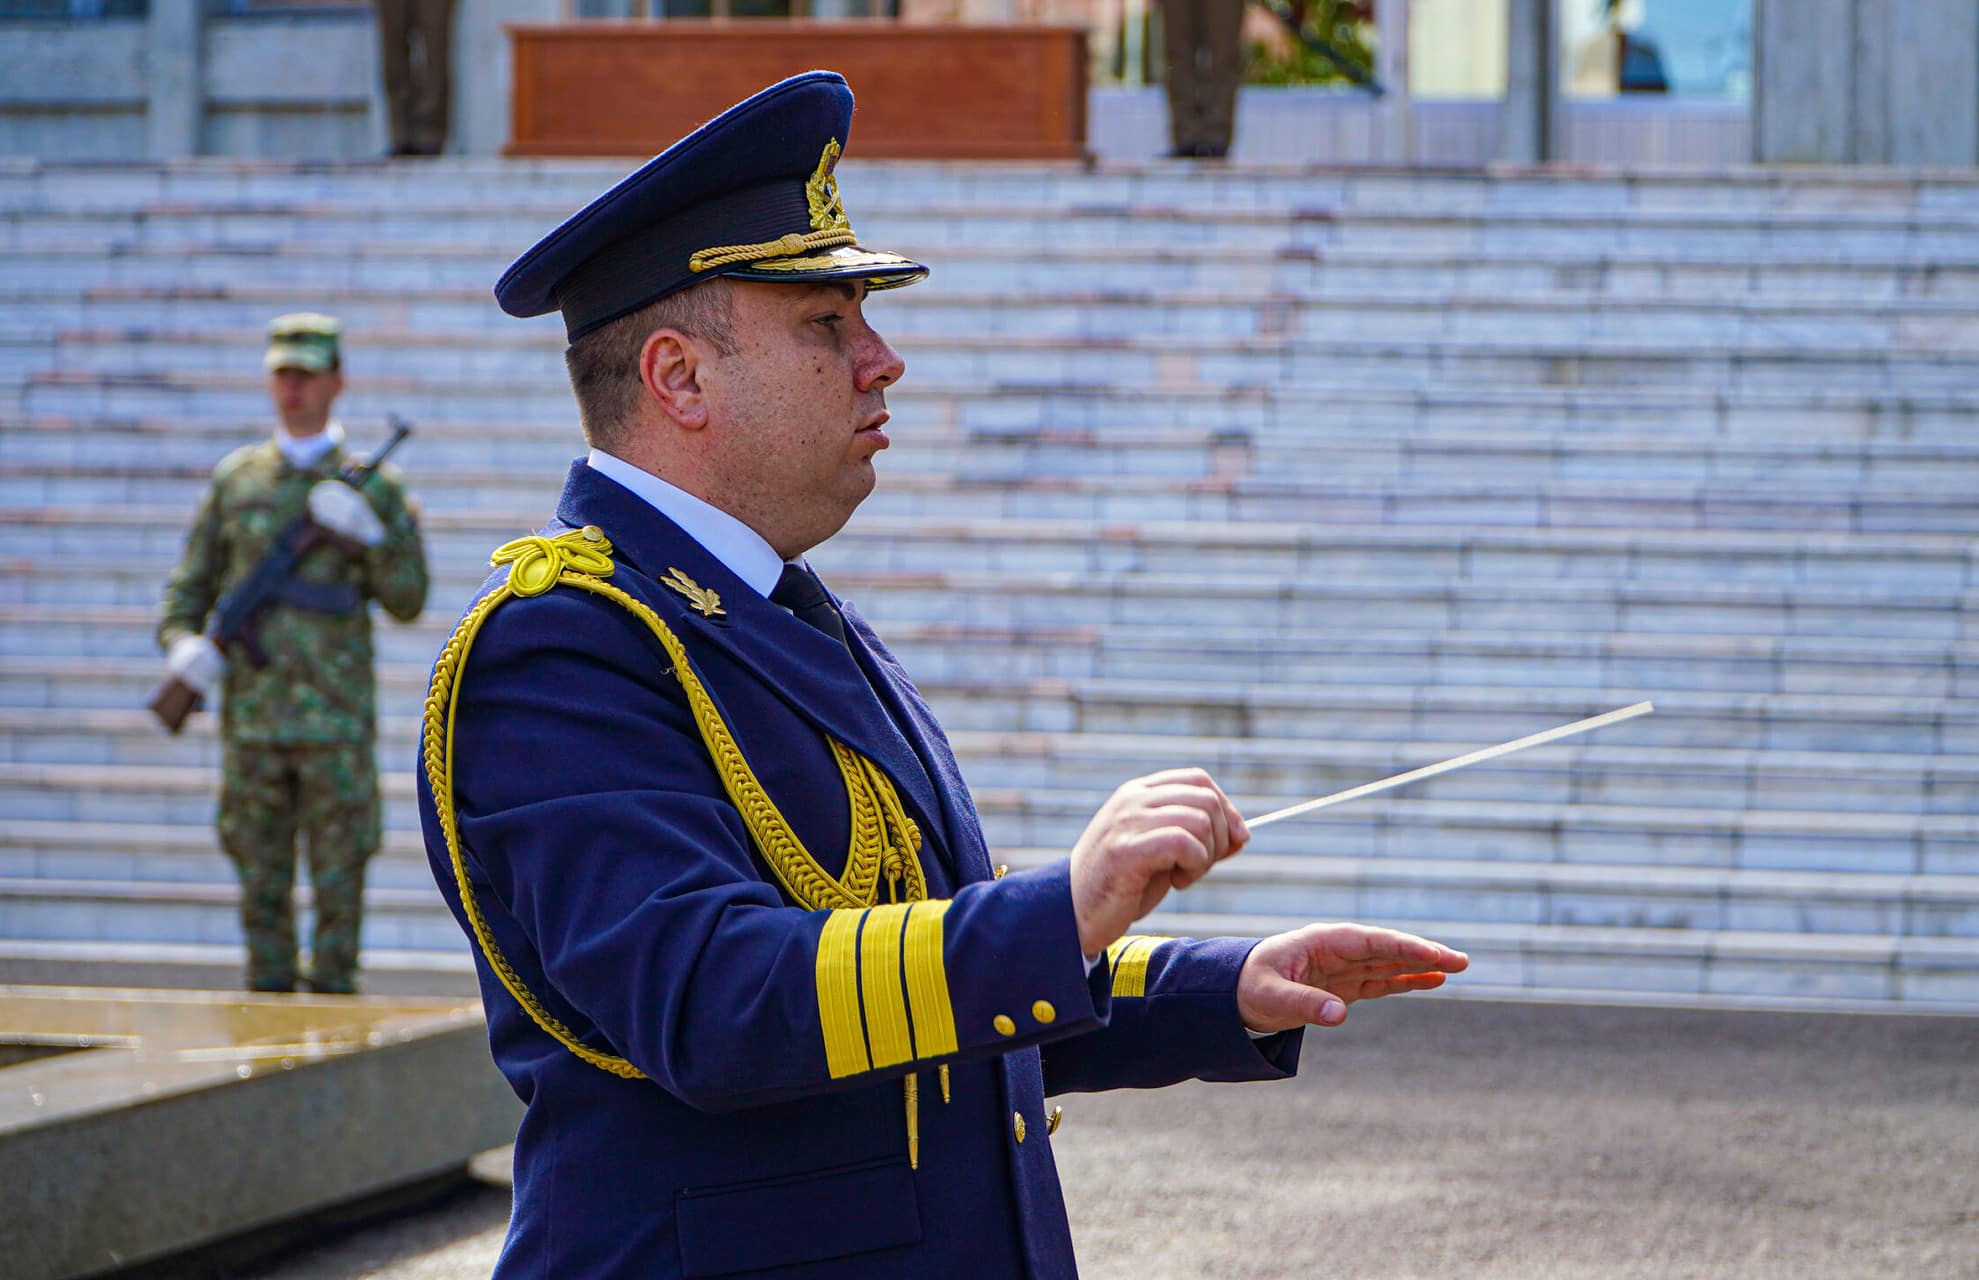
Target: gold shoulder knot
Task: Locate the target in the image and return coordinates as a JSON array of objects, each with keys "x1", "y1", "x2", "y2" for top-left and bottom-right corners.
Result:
[{"x1": 490, "y1": 526, "x2": 616, "y2": 597}]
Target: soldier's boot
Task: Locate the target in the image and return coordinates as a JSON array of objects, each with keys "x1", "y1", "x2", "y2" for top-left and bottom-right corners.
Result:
[
  {"x1": 220, "y1": 741, "x2": 303, "y2": 993},
  {"x1": 300, "y1": 740, "x2": 382, "y2": 995}
]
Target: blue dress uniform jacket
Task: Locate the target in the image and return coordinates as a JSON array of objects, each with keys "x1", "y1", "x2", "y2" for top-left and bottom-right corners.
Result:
[{"x1": 417, "y1": 462, "x2": 1303, "y2": 1279}]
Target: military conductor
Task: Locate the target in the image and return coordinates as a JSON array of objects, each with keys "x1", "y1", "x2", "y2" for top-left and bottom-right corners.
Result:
[{"x1": 417, "y1": 72, "x2": 1467, "y2": 1279}]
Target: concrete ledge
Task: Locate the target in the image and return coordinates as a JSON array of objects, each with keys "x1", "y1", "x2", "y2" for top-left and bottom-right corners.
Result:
[{"x1": 0, "y1": 986, "x2": 518, "y2": 1280}]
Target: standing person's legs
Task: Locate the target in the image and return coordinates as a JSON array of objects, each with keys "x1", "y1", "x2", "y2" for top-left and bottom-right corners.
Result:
[
  {"x1": 298, "y1": 739, "x2": 382, "y2": 994},
  {"x1": 1197, "y1": 0, "x2": 1246, "y2": 158},
  {"x1": 376, "y1": 0, "x2": 416, "y2": 155},
  {"x1": 405, "y1": 0, "x2": 458, "y2": 156},
  {"x1": 219, "y1": 740, "x2": 302, "y2": 992},
  {"x1": 1160, "y1": 0, "x2": 1209, "y2": 156}
]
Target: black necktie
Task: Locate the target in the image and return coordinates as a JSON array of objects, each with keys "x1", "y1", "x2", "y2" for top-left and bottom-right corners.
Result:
[{"x1": 772, "y1": 563, "x2": 848, "y2": 649}]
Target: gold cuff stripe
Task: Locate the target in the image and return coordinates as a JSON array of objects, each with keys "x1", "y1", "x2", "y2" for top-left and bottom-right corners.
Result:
[
  {"x1": 817, "y1": 909, "x2": 870, "y2": 1079},
  {"x1": 903, "y1": 900, "x2": 957, "y2": 1058},
  {"x1": 860, "y1": 903, "x2": 915, "y2": 1070},
  {"x1": 1107, "y1": 935, "x2": 1170, "y2": 999},
  {"x1": 817, "y1": 901, "x2": 957, "y2": 1077}
]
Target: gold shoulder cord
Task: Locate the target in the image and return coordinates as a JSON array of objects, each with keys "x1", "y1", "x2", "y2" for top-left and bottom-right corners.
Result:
[{"x1": 420, "y1": 527, "x2": 930, "y2": 1081}]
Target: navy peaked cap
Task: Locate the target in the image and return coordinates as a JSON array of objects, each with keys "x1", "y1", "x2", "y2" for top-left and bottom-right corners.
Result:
[{"x1": 495, "y1": 71, "x2": 928, "y2": 342}]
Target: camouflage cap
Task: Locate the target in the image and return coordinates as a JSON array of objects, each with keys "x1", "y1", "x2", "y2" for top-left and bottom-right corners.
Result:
[{"x1": 264, "y1": 312, "x2": 342, "y2": 372}]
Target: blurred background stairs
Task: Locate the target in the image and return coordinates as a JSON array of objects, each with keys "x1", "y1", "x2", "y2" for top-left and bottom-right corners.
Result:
[{"x1": 2, "y1": 157, "x2": 1975, "y2": 1009}]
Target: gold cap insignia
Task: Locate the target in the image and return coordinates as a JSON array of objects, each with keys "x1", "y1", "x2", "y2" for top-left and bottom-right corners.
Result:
[
  {"x1": 660, "y1": 567, "x2": 724, "y2": 618},
  {"x1": 807, "y1": 139, "x2": 851, "y2": 235}
]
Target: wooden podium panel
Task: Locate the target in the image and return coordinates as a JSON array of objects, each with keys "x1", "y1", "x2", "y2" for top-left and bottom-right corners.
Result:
[{"x1": 508, "y1": 21, "x2": 1088, "y2": 160}]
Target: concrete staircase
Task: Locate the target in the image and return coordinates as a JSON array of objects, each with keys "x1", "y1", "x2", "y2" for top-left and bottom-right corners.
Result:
[{"x1": 2, "y1": 156, "x2": 1976, "y2": 1009}]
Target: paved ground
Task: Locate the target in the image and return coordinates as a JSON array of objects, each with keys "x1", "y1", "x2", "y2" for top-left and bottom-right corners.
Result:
[{"x1": 184, "y1": 991, "x2": 1979, "y2": 1280}]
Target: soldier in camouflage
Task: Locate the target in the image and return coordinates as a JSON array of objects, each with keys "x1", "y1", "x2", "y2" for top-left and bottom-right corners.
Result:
[{"x1": 156, "y1": 313, "x2": 428, "y2": 993}]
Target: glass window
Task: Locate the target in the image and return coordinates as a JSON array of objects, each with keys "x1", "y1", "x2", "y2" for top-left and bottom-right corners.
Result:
[
  {"x1": 1409, "y1": 0, "x2": 1507, "y2": 100},
  {"x1": 1561, "y1": 0, "x2": 1750, "y2": 99},
  {"x1": 574, "y1": 1, "x2": 889, "y2": 15},
  {"x1": 0, "y1": 0, "x2": 147, "y2": 16},
  {"x1": 1242, "y1": 1, "x2": 1378, "y2": 89},
  {"x1": 206, "y1": 0, "x2": 366, "y2": 13}
]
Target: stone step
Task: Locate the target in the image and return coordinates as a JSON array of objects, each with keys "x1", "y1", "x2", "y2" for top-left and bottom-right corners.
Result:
[
  {"x1": 17, "y1": 278, "x2": 1979, "y2": 341},
  {"x1": 19, "y1": 237, "x2": 1979, "y2": 304},
  {"x1": 932, "y1": 730, "x2": 1979, "y2": 816},
  {"x1": 1091, "y1": 852, "x2": 1979, "y2": 938},
  {"x1": 9, "y1": 837, "x2": 1977, "y2": 946},
  {"x1": 10, "y1": 198, "x2": 1979, "y2": 261},
  {"x1": 9, "y1": 583, "x2": 1976, "y2": 678},
  {"x1": 5, "y1": 464, "x2": 1970, "y2": 536},
  {"x1": 9, "y1": 777, "x2": 1977, "y2": 877},
  {"x1": 10, "y1": 377, "x2": 1970, "y2": 444},
  {"x1": 0, "y1": 875, "x2": 464, "y2": 954},
  {"x1": 7, "y1": 157, "x2": 1979, "y2": 217},
  {"x1": 1143, "y1": 910, "x2": 1979, "y2": 1008},
  {"x1": 980, "y1": 792, "x2": 1979, "y2": 876},
  {"x1": 7, "y1": 505, "x2": 1974, "y2": 592},
  {"x1": 22, "y1": 327, "x2": 1979, "y2": 392},
  {"x1": 9, "y1": 423, "x2": 1979, "y2": 492},
  {"x1": 4, "y1": 726, "x2": 1973, "y2": 823},
  {"x1": 7, "y1": 597, "x2": 1971, "y2": 696},
  {"x1": 2, "y1": 872, "x2": 1973, "y2": 1008},
  {"x1": 0, "y1": 154, "x2": 1971, "y2": 199},
  {"x1": 0, "y1": 678, "x2": 1969, "y2": 763}
]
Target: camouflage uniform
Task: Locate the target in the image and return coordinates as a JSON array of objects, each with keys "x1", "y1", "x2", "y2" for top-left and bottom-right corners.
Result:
[{"x1": 158, "y1": 438, "x2": 427, "y2": 992}]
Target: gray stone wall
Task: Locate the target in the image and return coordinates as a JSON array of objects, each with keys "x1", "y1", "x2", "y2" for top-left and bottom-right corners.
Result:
[
  {"x1": 0, "y1": 1, "x2": 557, "y2": 162},
  {"x1": 1755, "y1": 0, "x2": 1979, "y2": 165},
  {"x1": 0, "y1": 21, "x2": 148, "y2": 161}
]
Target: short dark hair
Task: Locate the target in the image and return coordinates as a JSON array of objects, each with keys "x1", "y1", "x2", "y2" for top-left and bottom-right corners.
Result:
[{"x1": 564, "y1": 278, "x2": 737, "y2": 452}]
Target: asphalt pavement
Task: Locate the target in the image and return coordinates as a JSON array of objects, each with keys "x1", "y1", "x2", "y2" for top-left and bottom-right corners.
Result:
[{"x1": 212, "y1": 993, "x2": 1977, "y2": 1280}]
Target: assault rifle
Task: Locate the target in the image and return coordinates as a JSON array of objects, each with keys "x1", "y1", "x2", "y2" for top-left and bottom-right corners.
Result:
[{"x1": 148, "y1": 418, "x2": 412, "y2": 734}]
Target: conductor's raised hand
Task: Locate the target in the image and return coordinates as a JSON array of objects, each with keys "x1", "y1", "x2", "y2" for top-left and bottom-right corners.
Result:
[
  {"x1": 1237, "y1": 923, "x2": 1469, "y2": 1034},
  {"x1": 1069, "y1": 768, "x2": 1248, "y2": 959}
]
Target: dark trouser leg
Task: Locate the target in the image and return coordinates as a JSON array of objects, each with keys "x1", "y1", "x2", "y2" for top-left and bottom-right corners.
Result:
[
  {"x1": 1195, "y1": 0, "x2": 1245, "y2": 157},
  {"x1": 376, "y1": 0, "x2": 415, "y2": 154},
  {"x1": 1161, "y1": 0, "x2": 1245, "y2": 157},
  {"x1": 299, "y1": 739, "x2": 381, "y2": 994},
  {"x1": 406, "y1": 0, "x2": 458, "y2": 155},
  {"x1": 219, "y1": 739, "x2": 301, "y2": 993}
]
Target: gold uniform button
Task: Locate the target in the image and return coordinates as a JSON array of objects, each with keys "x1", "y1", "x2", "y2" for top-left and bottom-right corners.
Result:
[
  {"x1": 580, "y1": 524, "x2": 604, "y2": 542},
  {"x1": 1047, "y1": 1106, "x2": 1063, "y2": 1136},
  {"x1": 993, "y1": 864, "x2": 1009, "y2": 880},
  {"x1": 1013, "y1": 1111, "x2": 1027, "y2": 1144},
  {"x1": 1031, "y1": 1000, "x2": 1056, "y2": 1025},
  {"x1": 993, "y1": 1014, "x2": 1016, "y2": 1037}
]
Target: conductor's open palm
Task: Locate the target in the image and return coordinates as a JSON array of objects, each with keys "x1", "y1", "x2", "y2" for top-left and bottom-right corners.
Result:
[{"x1": 1237, "y1": 923, "x2": 1470, "y2": 1034}]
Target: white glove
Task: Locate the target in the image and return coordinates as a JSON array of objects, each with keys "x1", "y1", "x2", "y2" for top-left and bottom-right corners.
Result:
[
  {"x1": 308, "y1": 480, "x2": 386, "y2": 547},
  {"x1": 167, "y1": 634, "x2": 227, "y2": 696}
]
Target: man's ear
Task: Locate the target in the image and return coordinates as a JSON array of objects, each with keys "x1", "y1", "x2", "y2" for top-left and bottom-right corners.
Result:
[{"x1": 640, "y1": 329, "x2": 709, "y2": 431}]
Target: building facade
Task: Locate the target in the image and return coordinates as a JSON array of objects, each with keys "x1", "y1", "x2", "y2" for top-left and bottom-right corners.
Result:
[{"x1": 0, "y1": 0, "x2": 1973, "y2": 167}]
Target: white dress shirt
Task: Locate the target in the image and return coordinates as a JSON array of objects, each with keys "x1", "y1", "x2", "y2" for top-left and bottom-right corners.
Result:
[
  {"x1": 276, "y1": 420, "x2": 346, "y2": 470},
  {"x1": 587, "y1": 448, "x2": 789, "y2": 596}
]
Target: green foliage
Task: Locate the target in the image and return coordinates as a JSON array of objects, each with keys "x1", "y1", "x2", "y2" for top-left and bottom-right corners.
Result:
[{"x1": 1244, "y1": 0, "x2": 1377, "y2": 88}]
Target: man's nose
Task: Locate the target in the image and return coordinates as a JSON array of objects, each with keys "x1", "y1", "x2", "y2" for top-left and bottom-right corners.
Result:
[{"x1": 856, "y1": 328, "x2": 906, "y2": 392}]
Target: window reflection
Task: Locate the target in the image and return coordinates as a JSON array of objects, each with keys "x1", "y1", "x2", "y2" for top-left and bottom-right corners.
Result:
[
  {"x1": 1562, "y1": 0, "x2": 1750, "y2": 100},
  {"x1": 1409, "y1": 0, "x2": 1508, "y2": 101}
]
